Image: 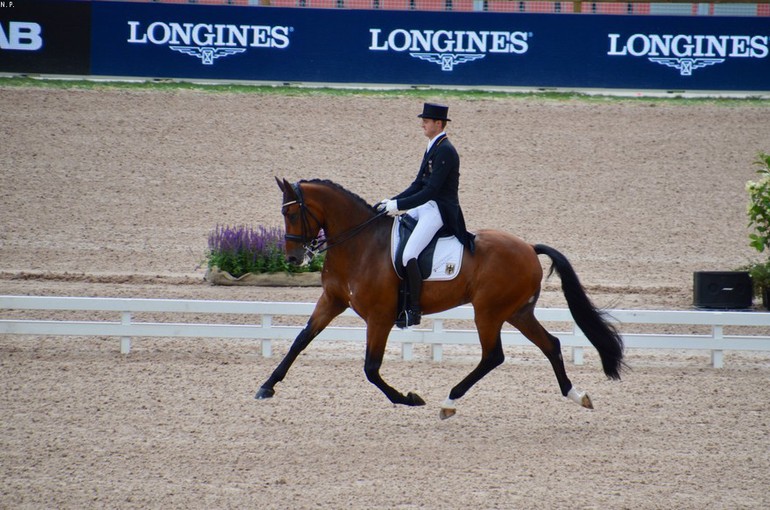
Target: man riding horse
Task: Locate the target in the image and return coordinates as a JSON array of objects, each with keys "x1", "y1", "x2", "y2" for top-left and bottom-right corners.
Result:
[{"x1": 378, "y1": 103, "x2": 476, "y2": 327}]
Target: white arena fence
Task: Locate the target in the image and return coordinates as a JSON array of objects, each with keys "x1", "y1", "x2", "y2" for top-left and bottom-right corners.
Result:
[{"x1": 1, "y1": 295, "x2": 769, "y2": 368}]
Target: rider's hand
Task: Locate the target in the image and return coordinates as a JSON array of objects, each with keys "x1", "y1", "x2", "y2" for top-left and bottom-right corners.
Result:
[
  {"x1": 385, "y1": 200, "x2": 400, "y2": 217},
  {"x1": 376, "y1": 199, "x2": 388, "y2": 212}
]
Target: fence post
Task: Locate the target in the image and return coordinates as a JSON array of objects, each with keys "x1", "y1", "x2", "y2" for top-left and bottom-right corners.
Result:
[
  {"x1": 401, "y1": 340, "x2": 413, "y2": 361},
  {"x1": 431, "y1": 319, "x2": 444, "y2": 362},
  {"x1": 261, "y1": 314, "x2": 273, "y2": 358},
  {"x1": 711, "y1": 325, "x2": 724, "y2": 369},
  {"x1": 572, "y1": 323, "x2": 585, "y2": 365},
  {"x1": 120, "y1": 311, "x2": 132, "y2": 355}
]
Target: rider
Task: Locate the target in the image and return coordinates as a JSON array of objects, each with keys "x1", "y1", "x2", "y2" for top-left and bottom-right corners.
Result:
[{"x1": 378, "y1": 102, "x2": 475, "y2": 327}]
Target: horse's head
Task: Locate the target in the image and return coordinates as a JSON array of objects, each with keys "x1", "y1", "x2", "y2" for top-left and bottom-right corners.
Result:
[{"x1": 276, "y1": 177, "x2": 325, "y2": 266}]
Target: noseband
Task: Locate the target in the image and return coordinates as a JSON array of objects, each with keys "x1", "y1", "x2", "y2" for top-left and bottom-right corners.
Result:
[{"x1": 282, "y1": 182, "x2": 385, "y2": 257}]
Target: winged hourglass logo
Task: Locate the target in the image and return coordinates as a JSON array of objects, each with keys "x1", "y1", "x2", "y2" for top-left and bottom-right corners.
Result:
[
  {"x1": 409, "y1": 53, "x2": 486, "y2": 71},
  {"x1": 170, "y1": 46, "x2": 246, "y2": 65},
  {"x1": 648, "y1": 58, "x2": 724, "y2": 76}
]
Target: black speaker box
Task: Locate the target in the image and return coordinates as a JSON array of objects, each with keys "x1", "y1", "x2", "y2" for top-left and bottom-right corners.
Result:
[{"x1": 693, "y1": 271, "x2": 753, "y2": 309}]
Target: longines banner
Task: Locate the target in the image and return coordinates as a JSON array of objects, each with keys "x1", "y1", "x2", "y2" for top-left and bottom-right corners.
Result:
[{"x1": 3, "y1": 1, "x2": 769, "y2": 91}]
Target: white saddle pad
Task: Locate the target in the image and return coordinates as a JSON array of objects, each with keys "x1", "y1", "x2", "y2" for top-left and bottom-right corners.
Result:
[{"x1": 390, "y1": 218, "x2": 464, "y2": 281}]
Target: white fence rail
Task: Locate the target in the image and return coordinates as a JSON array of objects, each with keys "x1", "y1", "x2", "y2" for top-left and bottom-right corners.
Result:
[{"x1": 1, "y1": 295, "x2": 769, "y2": 368}]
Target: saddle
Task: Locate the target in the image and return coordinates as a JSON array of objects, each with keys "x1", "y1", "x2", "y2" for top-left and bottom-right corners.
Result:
[{"x1": 390, "y1": 214, "x2": 464, "y2": 281}]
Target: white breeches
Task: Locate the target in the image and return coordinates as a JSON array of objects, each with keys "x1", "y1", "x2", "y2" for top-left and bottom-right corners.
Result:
[{"x1": 402, "y1": 200, "x2": 443, "y2": 265}]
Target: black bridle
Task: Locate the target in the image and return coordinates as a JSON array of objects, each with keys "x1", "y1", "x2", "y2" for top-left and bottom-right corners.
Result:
[{"x1": 282, "y1": 182, "x2": 386, "y2": 258}]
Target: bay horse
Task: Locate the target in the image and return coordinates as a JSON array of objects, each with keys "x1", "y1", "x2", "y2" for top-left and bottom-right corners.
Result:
[{"x1": 256, "y1": 178, "x2": 624, "y2": 419}]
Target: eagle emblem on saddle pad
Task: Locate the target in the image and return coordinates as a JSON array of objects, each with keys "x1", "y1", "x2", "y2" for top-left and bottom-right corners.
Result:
[{"x1": 390, "y1": 216, "x2": 464, "y2": 281}]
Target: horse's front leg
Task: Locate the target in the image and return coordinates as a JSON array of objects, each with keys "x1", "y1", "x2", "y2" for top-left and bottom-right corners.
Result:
[
  {"x1": 440, "y1": 313, "x2": 506, "y2": 419},
  {"x1": 255, "y1": 293, "x2": 346, "y2": 400},
  {"x1": 363, "y1": 320, "x2": 425, "y2": 407}
]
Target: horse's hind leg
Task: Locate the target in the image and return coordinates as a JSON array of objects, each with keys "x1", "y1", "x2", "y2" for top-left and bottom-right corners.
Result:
[{"x1": 509, "y1": 306, "x2": 594, "y2": 409}]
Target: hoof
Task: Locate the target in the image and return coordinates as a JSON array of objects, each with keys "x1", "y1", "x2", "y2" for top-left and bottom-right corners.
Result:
[
  {"x1": 406, "y1": 392, "x2": 426, "y2": 406},
  {"x1": 255, "y1": 387, "x2": 275, "y2": 400},
  {"x1": 440, "y1": 397, "x2": 457, "y2": 420},
  {"x1": 439, "y1": 407, "x2": 456, "y2": 420},
  {"x1": 567, "y1": 387, "x2": 594, "y2": 410}
]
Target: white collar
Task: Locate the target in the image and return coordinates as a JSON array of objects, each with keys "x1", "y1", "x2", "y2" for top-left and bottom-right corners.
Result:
[{"x1": 426, "y1": 131, "x2": 446, "y2": 153}]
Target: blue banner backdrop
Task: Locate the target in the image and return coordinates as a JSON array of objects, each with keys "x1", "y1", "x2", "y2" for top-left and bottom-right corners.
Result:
[{"x1": 74, "y1": 2, "x2": 770, "y2": 91}]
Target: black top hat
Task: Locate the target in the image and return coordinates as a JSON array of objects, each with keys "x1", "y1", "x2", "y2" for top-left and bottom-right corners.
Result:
[{"x1": 418, "y1": 103, "x2": 451, "y2": 122}]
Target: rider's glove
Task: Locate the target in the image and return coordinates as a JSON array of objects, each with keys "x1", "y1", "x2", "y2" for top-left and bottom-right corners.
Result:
[{"x1": 384, "y1": 200, "x2": 401, "y2": 217}]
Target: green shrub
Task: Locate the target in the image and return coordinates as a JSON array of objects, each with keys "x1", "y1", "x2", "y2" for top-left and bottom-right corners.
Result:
[
  {"x1": 745, "y1": 152, "x2": 770, "y2": 297},
  {"x1": 746, "y1": 152, "x2": 770, "y2": 254}
]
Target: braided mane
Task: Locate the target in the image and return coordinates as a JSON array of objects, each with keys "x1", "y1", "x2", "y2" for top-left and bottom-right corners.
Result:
[{"x1": 299, "y1": 179, "x2": 377, "y2": 213}]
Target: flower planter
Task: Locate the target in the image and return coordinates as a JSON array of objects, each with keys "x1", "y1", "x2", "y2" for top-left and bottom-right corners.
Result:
[
  {"x1": 693, "y1": 271, "x2": 752, "y2": 310},
  {"x1": 205, "y1": 266, "x2": 321, "y2": 287}
]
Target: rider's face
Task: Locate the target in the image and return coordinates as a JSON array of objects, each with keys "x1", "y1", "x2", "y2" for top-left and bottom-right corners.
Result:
[{"x1": 422, "y1": 118, "x2": 443, "y2": 139}]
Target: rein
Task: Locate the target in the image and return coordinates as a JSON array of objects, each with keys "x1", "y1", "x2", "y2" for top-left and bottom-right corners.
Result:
[{"x1": 283, "y1": 182, "x2": 386, "y2": 257}]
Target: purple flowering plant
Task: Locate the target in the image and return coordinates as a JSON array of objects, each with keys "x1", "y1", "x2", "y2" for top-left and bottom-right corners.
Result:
[{"x1": 207, "y1": 224, "x2": 324, "y2": 277}]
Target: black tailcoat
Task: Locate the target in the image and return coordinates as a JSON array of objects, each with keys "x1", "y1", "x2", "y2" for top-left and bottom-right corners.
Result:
[{"x1": 392, "y1": 134, "x2": 475, "y2": 252}]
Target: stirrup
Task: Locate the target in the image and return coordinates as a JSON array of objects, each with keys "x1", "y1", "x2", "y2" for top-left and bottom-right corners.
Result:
[
  {"x1": 395, "y1": 310, "x2": 409, "y2": 329},
  {"x1": 395, "y1": 308, "x2": 421, "y2": 329},
  {"x1": 406, "y1": 307, "x2": 421, "y2": 327}
]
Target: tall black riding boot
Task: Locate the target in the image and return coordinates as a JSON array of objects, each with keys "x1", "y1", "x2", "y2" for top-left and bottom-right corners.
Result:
[{"x1": 405, "y1": 258, "x2": 423, "y2": 326}]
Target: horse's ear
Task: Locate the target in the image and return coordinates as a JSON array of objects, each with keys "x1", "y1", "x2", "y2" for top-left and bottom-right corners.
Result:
[
  {"x1": 282, "y1": 178, "x2": 297, "y2": 199},
  {"x1": 275, "y1": 176, "x2": 285, "y2": 192}
]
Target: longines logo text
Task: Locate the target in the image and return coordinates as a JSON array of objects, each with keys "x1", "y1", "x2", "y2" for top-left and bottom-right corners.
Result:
[
  {"x1": 127, "y1": 21, "x2": 292, "y2": 65},
  {"x1": 608, "y1": 33, "x2": 769, "y2": 76},
  {"x1": 369, "y1": 28, "x2": 530, "y2": 71}
]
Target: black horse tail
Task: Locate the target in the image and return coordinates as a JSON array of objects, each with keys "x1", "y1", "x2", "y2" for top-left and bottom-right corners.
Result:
[{"x1": 534, "y1": 244, "x2": 625, "y2": 380}]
